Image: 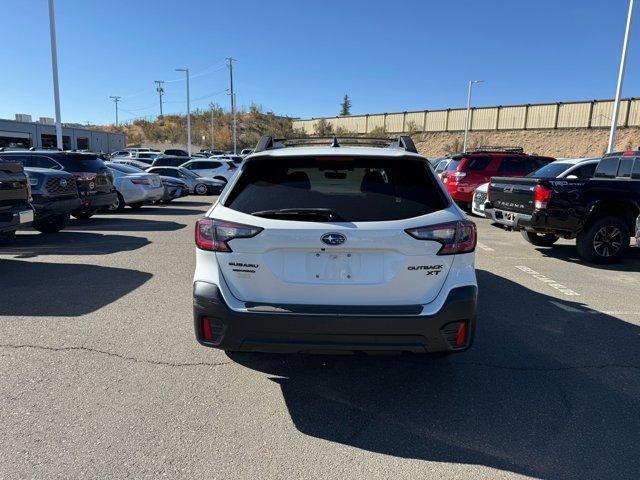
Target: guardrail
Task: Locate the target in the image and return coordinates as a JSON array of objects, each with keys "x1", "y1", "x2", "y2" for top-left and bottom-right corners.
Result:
[{"x1": 292, "y1": 98, "x2": 640, "y2": 135}]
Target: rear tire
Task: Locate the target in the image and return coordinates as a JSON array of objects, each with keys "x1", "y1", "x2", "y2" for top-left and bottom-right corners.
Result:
[
  {"x1": 72, "y1": 209, "x2": 96, "y2": 220},
  {"x1": 0, "y1": 230, "x2": 16, "y2": 243},
  {"x1": 576, "y1": 216, "x2": 630, "y2": 263},
  {"x1": 520, "y1": 231, "x2": 559, "y2": 247},
  {"x1": 33, "y1": 213, "x2": 70, "y2": 234},
  {"x1": 107, "y1": 192, "x2": 126, "y2": 212}
]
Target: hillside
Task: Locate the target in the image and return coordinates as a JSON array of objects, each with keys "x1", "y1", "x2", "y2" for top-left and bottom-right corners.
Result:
[
  {"x1": 413, "y1": 127, "x2": 640, "y2": 159},
  {"x1": 99, "y1": 105, "x2": 302, "y2": 151}
]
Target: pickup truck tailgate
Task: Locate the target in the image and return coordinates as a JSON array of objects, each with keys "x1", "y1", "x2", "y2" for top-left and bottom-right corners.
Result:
[
  {"x1": 489, "y1": 177, "x2": 538, "y2": 215},
  {"x1": 0, "y1": 163, "x2": 29, "y2": 209}
]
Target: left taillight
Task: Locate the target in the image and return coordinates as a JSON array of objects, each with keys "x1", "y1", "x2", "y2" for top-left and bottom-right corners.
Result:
[
  {"x1": 534, "y1": 184, "x2": 552, "y2": 210},
  {"x1": 405, "y1": 220, "x2": 477, "y2": 255},
  {"x1": 195, "y1": 218, "x2": 263, "y2": 252},
  {"x1": 131, "y1": 178, "x2": 150, "y2": 185}
]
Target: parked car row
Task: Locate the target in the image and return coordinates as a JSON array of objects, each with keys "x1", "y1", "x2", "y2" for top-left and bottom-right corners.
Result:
[{"x1": 0, "y1": 147, "x2": 225, "y2": 243}]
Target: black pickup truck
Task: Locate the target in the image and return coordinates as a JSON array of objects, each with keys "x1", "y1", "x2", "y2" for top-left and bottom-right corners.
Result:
[
  {"x1": 486, "y1": 151, "x2": 640, "y2": 263},
  {"x1": 0, "y1": 162, "x2": 34, "y2": 242}
]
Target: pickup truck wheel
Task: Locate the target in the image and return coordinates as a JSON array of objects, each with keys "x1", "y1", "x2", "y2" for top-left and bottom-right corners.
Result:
[
  {"x1": 576, "y1": 216, "x2": 630, "y2": 263},
  {"x1": 0, "y1": 230, "x2": 16, "y2": 243},
  {"x1": 33, "y1": 213, "x2": 70, "y2": 234},
  {"x1": 72, "y1": 209, "x2": 96, "y2": 220},
  {"x1": 520, "y1": 231, "x2": 559, "y2": 247}
]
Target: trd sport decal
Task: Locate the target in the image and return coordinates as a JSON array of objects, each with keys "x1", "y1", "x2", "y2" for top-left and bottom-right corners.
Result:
[{"x1": 408, "y1": 265, "x2": 443, "y2": 276}]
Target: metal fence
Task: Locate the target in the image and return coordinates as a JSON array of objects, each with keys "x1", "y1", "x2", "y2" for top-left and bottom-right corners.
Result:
[{"x1": 292, "y1": 98, "x2": 640, "y2": 135}]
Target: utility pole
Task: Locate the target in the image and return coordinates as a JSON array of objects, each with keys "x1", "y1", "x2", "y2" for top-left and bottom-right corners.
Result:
[
  {"x1": 47, "y1": 0, "x2": 63, "y2": 149},
  {"x1": 154, "y1": 80, "x2": 165, "y2": 117},
  {"x1": 109, "y1": 96, "x2": 121, "y2": 126},
  {"x1": 227, "y1": 57, "x2": 237, "y2": 154},
  {"x1": 608, "y1": 0, "x2": 635, "y2": 153},
  {"x1": 175, "y1": 68, "x2": 191, "y2": 156},
  {"x1": 463, "y1": 80, "x2": 484, "y2": 153},
  {"x1": 209, "y1": 102, "x2": 216, "y2": 150}
]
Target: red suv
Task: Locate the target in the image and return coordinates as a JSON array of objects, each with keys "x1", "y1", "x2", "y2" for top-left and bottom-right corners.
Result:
[{"x1": 441, "y1": 147, "x2": 555, "y2": 209}]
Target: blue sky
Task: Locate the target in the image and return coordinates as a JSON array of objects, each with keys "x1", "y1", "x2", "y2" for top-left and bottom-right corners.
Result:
[{"x1": 1, "y1": 0, "x2": 639, "y2": 125}]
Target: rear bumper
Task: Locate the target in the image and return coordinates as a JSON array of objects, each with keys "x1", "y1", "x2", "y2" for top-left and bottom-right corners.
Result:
[
  {"x1": 76, "y1": 191, "x2": 117, "y2": 211},
  {"x1": 487, "y1": 206, "x2": 532, "y2": 230},
  {"x1": 0, "y1": 206, "x2": 34, "y2": 233},
  {"x1": 31, "y1": 195, "x2": 82, "y2": 217},
  {"x1": 193, "y1": 282, "x2": 477, "y2": 353}
]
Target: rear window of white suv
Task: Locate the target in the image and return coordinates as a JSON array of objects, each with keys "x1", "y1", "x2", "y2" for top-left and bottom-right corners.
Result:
[{"x1": 224, "y1": 156, "x2": 448, "y2": 222}]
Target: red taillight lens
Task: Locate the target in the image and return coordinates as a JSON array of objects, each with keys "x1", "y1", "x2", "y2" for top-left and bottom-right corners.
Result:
[
  {"x1": 195, "y1": 218, "x2": 263, "y2": 252},
  {"x1": 71, "y1": 172, "x2": 97, "y2": 181},
  {"x1": 131, "y1": 178, "x2": 150, "y2": 185},
  {"x1": 405, "y1": 220, "x2": 477, "y2": 255},
  {"x1": 201, "y1": 317, "x2": 214, "y2": 341},
  {"x1": 534, "y1": 184, "x2": 552, "y2": 210},
  {"x1": 455, "y1": 322, "x2": 467, "y2": 346}
]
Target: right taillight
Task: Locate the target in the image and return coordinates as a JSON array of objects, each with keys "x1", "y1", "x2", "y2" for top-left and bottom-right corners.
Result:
[
  {"x1": 405, "y1": 220, "x2": 477, "y2": 255},
  {"x1": 195, "y1": 218, "x2": 263, "y2": 252},
  {"x1": 534, "y1": 184, "x2": 552, "y2": 210}
]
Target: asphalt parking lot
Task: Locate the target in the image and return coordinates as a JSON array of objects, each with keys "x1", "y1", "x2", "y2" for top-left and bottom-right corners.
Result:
[{"x1": 1, "y1": 197, "x2": 639, "y2": 479}]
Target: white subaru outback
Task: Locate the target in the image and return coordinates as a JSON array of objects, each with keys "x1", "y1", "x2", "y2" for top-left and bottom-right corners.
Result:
[{"x1": 193, "y1": 136, "x2": 477, "y2": 354}]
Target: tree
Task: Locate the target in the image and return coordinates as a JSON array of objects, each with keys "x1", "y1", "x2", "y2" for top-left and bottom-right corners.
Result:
[
  {"x1": 314, "y1": 118, "x2": 333, "y2": 136},
  {"x1": 339, "y1": 94, "x2": 352, "y2": 116}
]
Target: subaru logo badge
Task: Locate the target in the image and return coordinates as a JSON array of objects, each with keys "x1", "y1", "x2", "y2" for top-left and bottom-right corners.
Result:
[
  {"x1": 59, "y1": 178, "x2": 67, "y2": 188},
  {"x1": 321, "y1": 232, "x2": 346, "y2": 246}
]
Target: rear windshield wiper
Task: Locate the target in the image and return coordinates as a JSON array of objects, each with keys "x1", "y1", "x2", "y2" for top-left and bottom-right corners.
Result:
[{"x1": 251, "y1": 208, "x2": 344, "y2": 222}]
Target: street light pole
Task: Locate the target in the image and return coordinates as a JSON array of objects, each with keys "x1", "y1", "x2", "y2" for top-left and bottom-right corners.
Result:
[
  {"x1": 175, "y1": 68, "x2": 191, "y2": 156},
  {"x1": 109, "y1": 96, "x2": 121, "y2": 126},
  {"x1": 47, "y1": 0, "x2": 63, "y2": 150},
  {"x1": 463, "y1": 80, "x2": 484, "y2": 153},
  {"x1": 608, "y1": 0, "x2": 635, "y2": 153}
]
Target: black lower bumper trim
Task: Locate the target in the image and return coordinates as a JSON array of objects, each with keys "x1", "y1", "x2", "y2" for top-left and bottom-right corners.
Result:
[{"x1": 193, "y1": 283, "x2": 477, "y2": 354}]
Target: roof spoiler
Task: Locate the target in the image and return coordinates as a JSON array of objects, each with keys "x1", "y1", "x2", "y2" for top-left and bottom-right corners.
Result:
[{"x1": 254, "y1": 135, "x2": 419, "y2": 154}]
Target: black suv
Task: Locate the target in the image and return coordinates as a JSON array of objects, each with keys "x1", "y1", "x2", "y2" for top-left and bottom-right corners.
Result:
[
  {"x1": 151, "y1": 155, "x2": 191, "y2": 167},
  {"x1": 0, "y1": 151, "x2": 116, "y2": 219}
]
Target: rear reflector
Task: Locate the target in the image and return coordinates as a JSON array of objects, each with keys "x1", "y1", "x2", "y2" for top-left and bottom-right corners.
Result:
[
  {"x1": 405, "y1": 220, "x2": 477, "y2": 255},
  {"x1": 455, "y1": 323, "x2": 467, "y2": 346},
  {"x1": 201, "y1": 317, "x2": 214, "y2": 341}
]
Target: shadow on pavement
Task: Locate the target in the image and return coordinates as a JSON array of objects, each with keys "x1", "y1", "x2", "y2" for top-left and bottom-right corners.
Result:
[
  {"x1": 116, "y1": 206, "x2": 205, "y2": 216},
  {"x1": 67, "y1": 217, "x2": 186, "y2": 232},
  {"x1": 0, "y1": 259, "x2": 152, "y2": 316},
  {"x1": 535, "y1": 243, "x2": 640, "y2": 272},
  {"x1": 168, "y1": 200, "x2": 215, "y2": 207},
  {"x1": 228, "y1": 269, "x2": 640, "y2": 479},
  {"x1": 1, "y1": 231, "x2": 150, "y2": 258}
]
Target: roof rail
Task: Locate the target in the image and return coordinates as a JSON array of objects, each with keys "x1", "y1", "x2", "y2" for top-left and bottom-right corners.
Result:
[
  {"x1": 254, "y1": 135, "x2": 419, "y2": 154},
  {"x1": 471, "y1": 146, "x2": 524, "y2": 153}
]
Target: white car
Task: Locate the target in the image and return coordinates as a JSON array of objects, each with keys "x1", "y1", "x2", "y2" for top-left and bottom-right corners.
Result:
[
  {"x1": 181, "y1": 158, "x2": 238, "y2": 182},
  {"x1": 479, "y1": 157, "x2": 600, "y2": 218},
  {"x1": 193, "y1": 136, "x2": 478, "y2": 354},
  {"x1": 105, "y1": 162, "x2": 164, "y2": 211},
  {"x1": 471, "y1": 182, "x2": 490, "y2": 217}
]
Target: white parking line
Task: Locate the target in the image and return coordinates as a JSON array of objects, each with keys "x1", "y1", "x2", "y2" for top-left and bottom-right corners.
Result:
[
  {"x1": 515, "y1": 265, "x2": 581, "y2": 296},
  {"x1": 477, "y1": 242, "x2": 494, "y2": 252}
]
